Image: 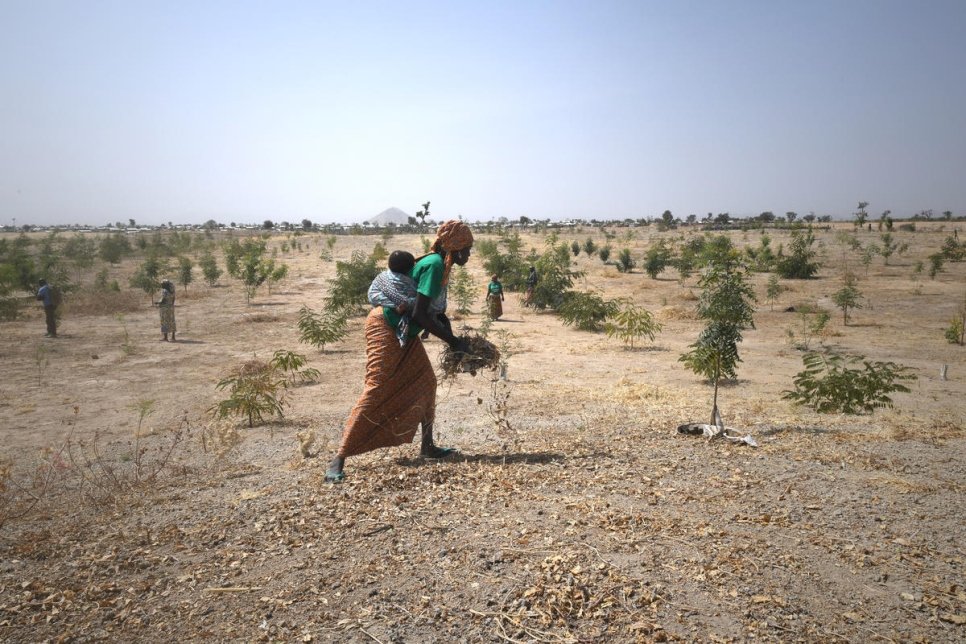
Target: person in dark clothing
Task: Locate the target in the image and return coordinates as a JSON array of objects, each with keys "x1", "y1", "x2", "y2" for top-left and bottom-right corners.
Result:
[{"x1": 36, "y1": 279, "x2": 57, "y2": 337}]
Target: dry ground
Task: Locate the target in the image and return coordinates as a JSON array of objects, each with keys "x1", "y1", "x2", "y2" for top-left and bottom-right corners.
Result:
[{"x1": 1, "y1": 222, "x2": 964, "y2": 642}]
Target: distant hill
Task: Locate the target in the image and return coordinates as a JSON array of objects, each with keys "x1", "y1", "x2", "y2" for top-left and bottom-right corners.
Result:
[{"x1": 366, "y1": 207, "x2": 411, "y2": 226}]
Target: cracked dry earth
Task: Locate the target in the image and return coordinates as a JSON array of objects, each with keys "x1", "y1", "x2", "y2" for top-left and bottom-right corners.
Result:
[{"x1": 1, "y1": 225, "x2": 964, "y2": 642}]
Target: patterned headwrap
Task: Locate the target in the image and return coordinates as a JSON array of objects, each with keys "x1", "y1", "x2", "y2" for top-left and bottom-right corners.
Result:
[{"x1": 433, "y1": 220, "x2": 474, "y2": 286}]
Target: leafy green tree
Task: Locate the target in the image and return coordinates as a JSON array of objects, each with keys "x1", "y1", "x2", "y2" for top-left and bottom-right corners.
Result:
[
  {"x1": 266, "y1": 261, "x2": 288, "y2": 294},
  {"x1": 558, "y1": 291, "x2": 619, "y2": 331},
  {"x1": 616, "y1": 248, "x2": 635, "y2": 273},
  {"x1": 831, "y1": 271, "x2": 863, "y2": 325},
  {"x1": 63, "y1": 234, "x2": 97, "y2": 278},
  {"x1": 237, "y1": 241, "x2": 268, "y2": 301},
  {"x1": 129, "y1": 255, "x2": 167, "y2": 302},
  {"x1": 199, "y1": 251, "x2": 222, "y2": 286},
  {"x1": 928, "y1": 253, "x2": 945, "y2": 279},
  {"x1": 570, "y1": 240, "x2": 581, "y2": 256},
  {"x1": 879, "y1": 233, "x2": 906, "y2": 265},
  {"x1": 177, "y1": 256, "x2": 194, "y2": 294},
  {"x1": 643, "y1": 240, "x2": 673, "y2": 279},
  {"x1": 745, "y1": 233, "x2": 776, "y2": 272},
  {"x1": 679, "y1": 260, "x2": 756, "y2": 424},
  {"x1": 2, "y1": 234, "x2": 38, "y2": 291},
  {"x1": 326, "y1": 250, "x2": 380, "y2": 312},
  {"x1": 860, "y1": 243, "x2": 880, "y2": 274},
  {"x1": 785, "y1": 304, "x2": 830, "y2": 351},
  {"x1": 210, "y1": 359, "x2": 287, "y2": 428},
  {"x1": 582, "y1": 238, "x2": 598, "y2": 256},
  {"x1": 854, "y1": 201, "x2": 869, "y2": 228},
  {"x1": 598, "y1": 245, "x2": 611, "y2": 263},
  {"x1": 776, "y1": 227, "x2": 820, "y2": 279},
  {"x1": 297, "y1": 305, "x2": 349, "y2": 352},
  {"x1": 449, "y1": 266, "x2": 477, "y2": 317},
  {"x1": 783, "y1": 353, "x2": 915, "y2": 413},
  {"x1": 765, "y1": 274, "x2": 784, "y2": 310},
  {"x1": 528, "y1": 239, "x2": 580, "y2": 310},
  {"x1": 940, "y1": 235, "x2": 965, "y2": 262},
  {"x1": 415, "y1": 201, "x2": 431, "y2": 228},
  {"x1": 604, "y1": 301, "x2": 662, "y2": 348},
  {"x1": 371, "y1": 242, "x2": 389, "y2": 262},
  {"x1": 476, "y1": 233, "x2": 529, "y2": 292}
]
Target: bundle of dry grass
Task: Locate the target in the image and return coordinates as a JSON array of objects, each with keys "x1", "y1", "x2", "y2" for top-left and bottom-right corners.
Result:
[{"x1": 438, "y1": 334, "x2": 501, "y2": 378}]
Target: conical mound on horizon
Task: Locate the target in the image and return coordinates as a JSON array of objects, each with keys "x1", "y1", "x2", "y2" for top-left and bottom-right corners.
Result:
[{"x1": 366, "y1": 207, "x2": 411, "y2": 226}]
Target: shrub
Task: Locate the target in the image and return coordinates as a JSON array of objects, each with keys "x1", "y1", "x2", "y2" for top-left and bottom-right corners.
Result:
[
  {"x1": 557, "y1": 291, "x2": 619, "y2": 331},
  {"x1": 643, "y1": 241, "x2": 673, "y2": 279},
  {"x1": 449, "y1": 265, "x2": 477, "y2": 317},
  {"x1": 764, "y1": 274, "x2": 784, "y2": 310},
  {"x1": 604, "y1": 301, "x2": 662, "y2": 348},
  {"x1": 940, "y1": 235, "x2": 965, "y2": 262},
  {"x1": 946, "y1": 316, "x2": 965, "y2": 345},
  {"x1": 199, "y1": 251, "x2": 222, "y2": 286},
  {"x1": 211, "y1": 362, "x2": 286, "y2": 427},
  {"x1": 616, "y1": 248, "x2": 635, "y2": 273},
  {"x1": 775, "y1": 227, "x2": 819, "y2": 279},
  {"x1": 98, "y1": 233, "x2": 131, "y2": 264},
  {"x1": 582, "y1": 238, "x2": 598, "y2": 256},
  {"x1": 177, "y1": 256, "x2": 194, "y2": 293},
  {"x1": 325, "y1": 251, "x2": 380, "y2": 313},
  {"x1": 598, "y1": 245, "x2": 611, "y2": 263},
  {"x1": 265, "y1": 260, "x2": 288, "y2": 293},
  {"x1": 129, "y1": 256, "x2": 167, "y2": 302},
  {"x1": 745, "y1": 233, "x2": 777, "y2": 272},
  {"x1": 297, "y1": 305, "x2": 349, "y2": 352},
  {"x1": 269, "y1": 349, "x2": 320, "y2": 383},
  {"x1": 529, "y1": 240, "x2": 580, "y2": 310},
  {"x1": 785, "y1": 304, "x2": 830, "y2": 351},
  {"x1": 831, "y1": 271, "x2": 863, "y2": 325},
  {"x1": 477, "y1": 233, "x2": 529, "y2": 291},
  {"x1": 783, "y1": 353, "x2": 915, "y2": 414},
  {"x1": 570, "y1": 240, "x2": 581, "y2": 256},
  {"x1": 371, "y1": 242, "x2": 389, "y2": 262},
  {"x1": 944, "y1": 293, "x2": 966, "y2": 345}
]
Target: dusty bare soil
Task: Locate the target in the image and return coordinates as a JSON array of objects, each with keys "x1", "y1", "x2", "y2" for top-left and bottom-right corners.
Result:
[{"x1": 1, "y1": 223, "x2": 964, "y2": 642}]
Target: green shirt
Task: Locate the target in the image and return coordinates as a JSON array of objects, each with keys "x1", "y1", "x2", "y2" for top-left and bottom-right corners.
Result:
[
  {"x1": 383, "y1": 253, "x2": 444, "y2": 337},
  {"x1": 488, "y1": 281, "x2": 503, "y2": 295}
]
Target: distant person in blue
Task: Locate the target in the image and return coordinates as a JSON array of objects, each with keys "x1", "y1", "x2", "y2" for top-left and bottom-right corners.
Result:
[{"x1": 36, "y1": 279, "x2": 57, "y2": 337}]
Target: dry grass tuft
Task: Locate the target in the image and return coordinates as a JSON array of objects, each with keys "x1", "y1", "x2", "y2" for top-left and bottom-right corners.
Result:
[
  {"x1": 658, "y1": 304, "x2": 698, "y2": 321},
  {"x1": 438, "y1": 335, "x2": 501, "y2": 379},
  {"x1": 243, "y1": 312, "x2": 280, "y2": 323}
]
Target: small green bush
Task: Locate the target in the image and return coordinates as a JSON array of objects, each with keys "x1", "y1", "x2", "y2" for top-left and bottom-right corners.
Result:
[
  {"x1": 604, "y1": 301, "x2": 662, "y2": 348},
  {"x1": 210, "y1": 359, "x2": 288, "y2": 428},
  {"x1": 326, "y1": 251, "x2": 380, "y2": 313},
  {"x1": 775, "y1": 227, "x2": 820, "y2": 279},
  {"x1": 297, "y1": 305, "x2": 349, "y2": 352},
  {"x1": 616, "y1": 248, "x2": 635, "y2": 273},
  {"x1": 558, "y1": 291, "x2": 619, "y2": 332},
  {"x1": 783, "y1": 352, "x2": 915, "y2": 414}
]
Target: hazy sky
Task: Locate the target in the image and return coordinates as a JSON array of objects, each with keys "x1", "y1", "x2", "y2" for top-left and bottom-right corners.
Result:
[{"x1": 2, "y1": 1, "x2": 965, "y2": 226}]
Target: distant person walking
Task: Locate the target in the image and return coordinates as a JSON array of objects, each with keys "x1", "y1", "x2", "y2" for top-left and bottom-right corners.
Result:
[
  {"x1": 486, "y1": 275, "x2": 504, "y2": 320},
  {"x1": 524, "y1": 266, "x2": 538, "y2": 306},
  {"x1": 36, "y1": 279, "x2": 58, "y2": 337},
  {"x1": 157, "y1": 280, "x2": 176, "y2": 341}
]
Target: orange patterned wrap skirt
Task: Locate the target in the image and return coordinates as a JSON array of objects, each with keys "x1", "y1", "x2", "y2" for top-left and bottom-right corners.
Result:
[{"x1": 337, "y1": 308, "x2": 437, "y2": 458}]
